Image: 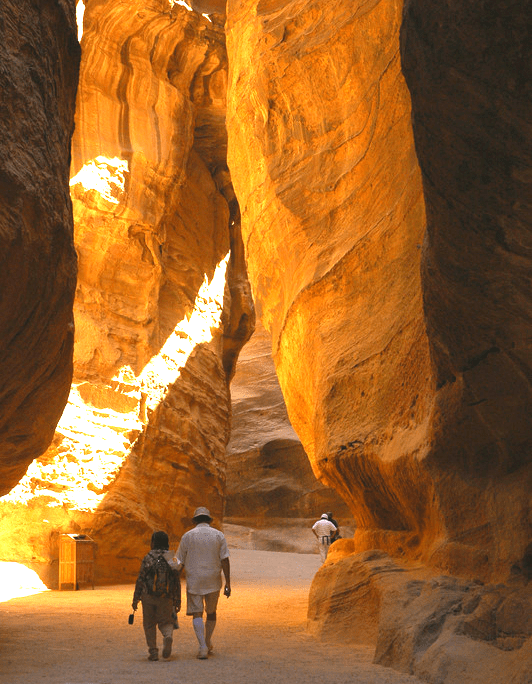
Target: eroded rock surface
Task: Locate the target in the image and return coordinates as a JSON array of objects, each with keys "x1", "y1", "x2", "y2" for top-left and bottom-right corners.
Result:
[
  {"x1": 225, "y1": 0, "x2": 531, "y2": 679},
  {"x1": 308, "y1": 549, "x2": 532, "y2": 684},
  {"x1": 0, "y1": 9, "x2": 529, "y2": 684},
  {"x1": 0, "y1": 1, "x2": 80, "y2": 496},
  {"x1": 226, "y1": 0, "x2": 436, "y2": 564},
  {"x1": 0, "y1": 0, "x2": 253, "y2": 585}
]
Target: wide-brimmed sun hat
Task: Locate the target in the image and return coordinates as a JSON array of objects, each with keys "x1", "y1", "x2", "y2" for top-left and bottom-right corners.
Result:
[{"x1": 193, "y1": 506, "x2": 213, "y2": 521}]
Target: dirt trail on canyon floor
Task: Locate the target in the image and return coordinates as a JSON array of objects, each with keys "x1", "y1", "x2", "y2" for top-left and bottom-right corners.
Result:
[{"x1": 0, "y1": 548, "x2": 422, "y2": 684}]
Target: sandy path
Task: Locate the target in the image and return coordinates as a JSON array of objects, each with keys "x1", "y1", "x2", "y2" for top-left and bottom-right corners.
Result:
[{"x1": 0, "y1": 549, "x2": 422, "y2": 684}]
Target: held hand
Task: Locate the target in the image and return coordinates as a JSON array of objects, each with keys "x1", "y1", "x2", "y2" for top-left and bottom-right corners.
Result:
[
  {"x1": 132, "y1": 602, "x2": 138, "y2": 611},
  {"x1": 224, "y1": 584, "x2": 231, "y2": 598}
]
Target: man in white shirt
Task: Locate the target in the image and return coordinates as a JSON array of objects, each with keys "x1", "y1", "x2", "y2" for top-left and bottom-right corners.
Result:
[
  {"x1": 176, "y1": 507, "x2": 231, "y2": 659},
  {"x1": 312, "y1": 513, "x2": 338, "y2": 562}
]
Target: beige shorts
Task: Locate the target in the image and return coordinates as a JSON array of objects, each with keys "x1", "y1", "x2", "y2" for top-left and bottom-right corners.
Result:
[{"x1": 186, "y1": 590, "x2": 220, "y2": 615}]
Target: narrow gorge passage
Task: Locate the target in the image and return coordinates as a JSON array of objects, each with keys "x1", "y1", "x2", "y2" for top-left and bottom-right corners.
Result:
[{"x1": 0, "y1": 549, "x2": 422, "y2": 684}]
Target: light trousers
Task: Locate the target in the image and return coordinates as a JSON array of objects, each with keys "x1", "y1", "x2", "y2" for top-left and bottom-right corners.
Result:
[
  {"x1": 141, "y1": 593, "x2": 174, "y2": 652},
  {"x1": 318, "y1": 537, "x2": 331, "y2": 562}
]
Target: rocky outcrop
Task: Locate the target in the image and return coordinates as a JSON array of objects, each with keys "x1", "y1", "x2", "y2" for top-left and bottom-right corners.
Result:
[
  {"x1": 0, "y1": 1, "x2": 80, "y2": 496},
  {"x1": 226, "y1": 0, "x2": 531, "y2": 584},
  {"x1": 0, "y1": 0, "x2": 253, "y2": 585},
  {"x1": 308, "y1": 549, "x2": 532, "y2": 684},
  {"x1": 225, "y1": 321, "x2": 354, "y2": 552}
]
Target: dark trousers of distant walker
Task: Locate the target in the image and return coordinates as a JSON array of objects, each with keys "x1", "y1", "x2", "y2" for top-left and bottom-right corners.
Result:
[
  {"x1": 141, "y1": 593, "x2": 174, "y2": 659},
  {"x1": 318, "y1": 535, "x2": 331, "y2": 562}
]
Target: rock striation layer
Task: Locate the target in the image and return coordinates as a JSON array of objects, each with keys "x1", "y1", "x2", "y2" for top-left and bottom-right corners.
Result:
[
  {"x1": 226, "y1": 0, "x2": 531, "y2": 679},
  {"x1": 226, "y1": 0, "x2": 434, "y2": 565},
  {"x1": 0, "y1": 0, "x2": 253, "y2": 585},
  {"x1": 0, "y1": 1, "x2": 80, "y2": 496}
]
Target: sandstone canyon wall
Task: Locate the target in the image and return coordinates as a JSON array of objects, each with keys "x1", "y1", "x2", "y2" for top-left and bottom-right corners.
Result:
[
  {"x1": 0, "y1": 1, "x2": 80, "y2": 496},
  {"x1": 225, "y1": 320, "x2": 354, "y2": 553},
  {"x1": 0, "y1": 1, "x2": 529, "y2": 679},
  {"x1": 224, "y1": 0, "x2": 531, "y2": 680},
  {"x1": 0, "y1": 0, "x2": 253, "y2": 585},
  {"x1": 225, "y1": 0, "x2": 531, "y2": 585},
  {"x1": 308, "y1": 548, "x2": 532, "y2": 684}
]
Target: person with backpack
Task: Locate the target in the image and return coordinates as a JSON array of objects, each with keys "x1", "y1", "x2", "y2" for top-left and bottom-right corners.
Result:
[
  {"x1": 132, "y1": 530, "x2": 181, "y2": 661},
  {"x1": 175, "y1": 507, "x2": 231, "y2": 659}
]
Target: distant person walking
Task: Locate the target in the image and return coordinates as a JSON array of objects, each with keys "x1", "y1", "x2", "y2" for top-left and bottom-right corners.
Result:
[
  {"x1": 175, "y1": 507, "x2": 231, "y2": 659},
  {"x1": 132, "y1": 530, "x2": 181, "y2": 661},
  {"x1": 312, "y1": 513, "x2": 337, "y2": 562}
]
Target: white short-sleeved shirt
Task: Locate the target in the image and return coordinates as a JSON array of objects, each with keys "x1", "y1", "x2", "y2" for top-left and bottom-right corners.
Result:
[
  {"x1": 312, "y1": 518, "x2": 337, "y2": 539},
  {"x1": 176, "y1": 523, "x2": 229, "y2": 595}
]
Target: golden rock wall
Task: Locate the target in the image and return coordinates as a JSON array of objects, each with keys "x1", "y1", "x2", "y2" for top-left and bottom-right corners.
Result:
[
  {"x1": 226, "y1": 0, "x2": 435, "y2": 564},
  {"x1": 308, "y1": 549, "x2": 532, "y2": 683},
  {"x1": 0, "y1": 0, "x2": 529, "y2": 605},
  {"x1": 0, "y1": 0, "x2": 253, "y2": 585}
]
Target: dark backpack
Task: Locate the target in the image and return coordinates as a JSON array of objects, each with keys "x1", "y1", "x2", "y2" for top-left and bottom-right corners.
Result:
[{"x1": 146, "y1": 553, "x2": 172, "y2": 597}]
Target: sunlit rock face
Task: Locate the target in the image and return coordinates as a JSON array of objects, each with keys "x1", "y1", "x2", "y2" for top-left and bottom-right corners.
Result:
[
  {"x1": 226, "y1": 0, "x2": 436, "y2": 565},
  {"x1": 0, "y1": 0, "x2": 528, "y2": 608},
  {"x1": 226, "y1": 0, "x2": 531, "y2": 584},
  {"x1": 225, "y1": 321, "x2": 353, "y2": 552},
  {"x1": 0, "y1": 0, "x2": 253, "y2": 585},
  {"x1": 0, "y1": 1, "x2": 80, "y2": 496}
]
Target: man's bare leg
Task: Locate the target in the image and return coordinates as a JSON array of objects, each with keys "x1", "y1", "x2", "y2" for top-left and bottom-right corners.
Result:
[{"x1": 205, "y1": 611, "x2": 216, "y2": 654}]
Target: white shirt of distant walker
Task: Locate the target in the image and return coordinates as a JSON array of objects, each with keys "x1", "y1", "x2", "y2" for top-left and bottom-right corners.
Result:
[{"x1": 312, "y1": 515, "x2": 337, "y2": 541}]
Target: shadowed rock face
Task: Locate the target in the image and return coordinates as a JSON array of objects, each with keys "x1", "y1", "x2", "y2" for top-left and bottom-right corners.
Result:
[
  {"x1": 0, "y1": 1, "x2": 80, "y2": 496},
  {"x1": 226, "y1": 0, "x2": 531, "y2": 583},
  {"x1": 190, "y1": 0, "x2": 227, "y2": 14},
  {"x1": 401, "y1": 0, "x2": 532, "y2": 582},
  {"x1": 226, "y1": 322, "x2": 354, "y2": 522}
]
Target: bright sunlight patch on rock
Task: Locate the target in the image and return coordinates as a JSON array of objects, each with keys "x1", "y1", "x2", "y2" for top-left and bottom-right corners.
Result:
[{"x1": 0, "y1": 252, "x2": 230, "y2": 513}]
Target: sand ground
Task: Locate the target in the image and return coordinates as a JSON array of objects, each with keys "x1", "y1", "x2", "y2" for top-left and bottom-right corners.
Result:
[{"x1": 0, "y1": 549, "x2": 422, "y2": 684}]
